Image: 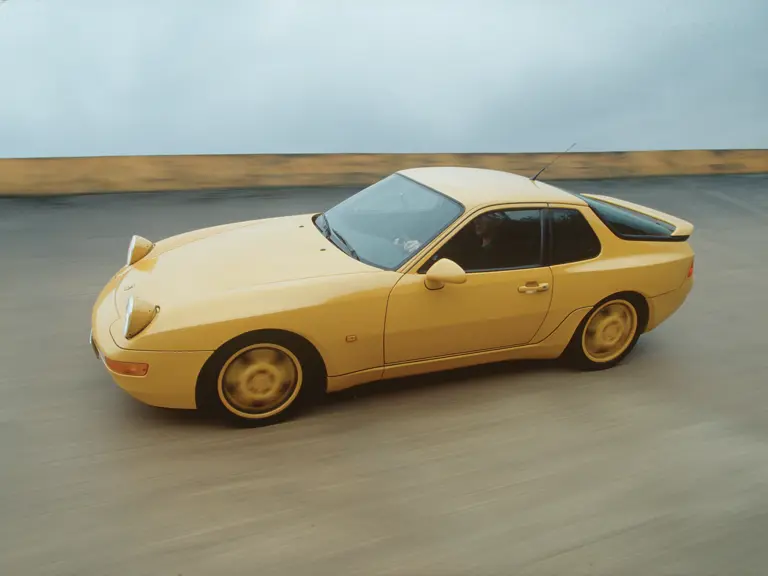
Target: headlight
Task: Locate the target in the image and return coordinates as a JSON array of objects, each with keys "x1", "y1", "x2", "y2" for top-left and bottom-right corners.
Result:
[
  {"x1": 126, "y1": 235, "x2": 154, "y2": 266},
  {"x1": 123, "y1": 295, "x2": 159, "y2": 339}
]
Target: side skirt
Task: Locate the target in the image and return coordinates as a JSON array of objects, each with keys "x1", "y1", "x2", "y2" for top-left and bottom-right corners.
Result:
[{"x1": 325, "y1": 307, "x2": 591, "y2": 394}]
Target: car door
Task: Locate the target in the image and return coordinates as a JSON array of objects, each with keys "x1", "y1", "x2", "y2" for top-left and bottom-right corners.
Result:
[{"x1": 384, "y1": 205, "x2": 554, "y2": 365}]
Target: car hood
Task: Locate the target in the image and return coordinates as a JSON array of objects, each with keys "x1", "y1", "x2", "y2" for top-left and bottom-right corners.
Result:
[{"x1": 114, "y1": 214, "x2": 377, "y2": 314}]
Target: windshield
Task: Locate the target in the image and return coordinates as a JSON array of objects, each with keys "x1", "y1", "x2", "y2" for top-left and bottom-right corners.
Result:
[{"x1": 317, "y1": 174, "x2": 464, "y2": 270}]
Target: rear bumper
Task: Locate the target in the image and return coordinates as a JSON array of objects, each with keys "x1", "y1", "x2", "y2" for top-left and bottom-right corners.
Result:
[
  {"x1": 90, "y1": 280, "x2": 210, "y2": 410},
  {"x1": 645, "y1": 275, "x2": 694, "y2": 332}
]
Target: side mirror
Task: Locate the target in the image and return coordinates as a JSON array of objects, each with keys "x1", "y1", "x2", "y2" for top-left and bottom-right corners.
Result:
[{"x1": 424, "y1": 258, "x2": 467, "y2": 290}]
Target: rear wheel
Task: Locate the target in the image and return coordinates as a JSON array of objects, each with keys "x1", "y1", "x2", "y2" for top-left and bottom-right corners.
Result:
[
  {"x1": 197, "y1": 330, "x2": 325, "y2": 426},
  {"x1": 566, "y1": 295, "x2": 644, "y2": 370}
]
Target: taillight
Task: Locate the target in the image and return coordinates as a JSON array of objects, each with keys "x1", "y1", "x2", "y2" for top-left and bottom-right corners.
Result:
[{"x1": 687, "y1": 258, "x2": 694, "y2": 278}]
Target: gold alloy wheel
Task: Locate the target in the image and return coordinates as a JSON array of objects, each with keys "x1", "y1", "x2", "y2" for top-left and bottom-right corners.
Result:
[
  {"x1": 217, "y1": 343, "x2": 303, "y2": 419},
  {"x1": 581, "y1": 299, "x2": 638, "y2": 363}
]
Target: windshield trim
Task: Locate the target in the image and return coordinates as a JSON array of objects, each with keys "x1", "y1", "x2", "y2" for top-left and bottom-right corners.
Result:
[
  {"x1": 397, "y1": 173, "x2": 466, "y2": 209},
  {"x1": 313, "y1": 213, "x2": 351, "y2": 258}
]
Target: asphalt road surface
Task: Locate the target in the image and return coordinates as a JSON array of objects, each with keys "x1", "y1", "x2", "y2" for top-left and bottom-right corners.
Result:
[{"x1": 2, "y1": 174, "x2": 768, "y2": 575}]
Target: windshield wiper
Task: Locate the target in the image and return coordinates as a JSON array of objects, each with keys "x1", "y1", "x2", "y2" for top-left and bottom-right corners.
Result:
[
  {"x1": 316, "y1": 214, "x2": 360, "y2": 261},
  {"x1": 315, "y1": 213, "x2": 331, "y2": 238},
  {"x1": 329, "y1": 226, "x2": 360, "y2": 261}
]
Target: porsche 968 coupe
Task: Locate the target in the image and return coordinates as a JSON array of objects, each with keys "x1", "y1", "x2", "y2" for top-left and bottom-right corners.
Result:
[{"x1": 90, "y1": 167, "x2": 695, "y2": 426}]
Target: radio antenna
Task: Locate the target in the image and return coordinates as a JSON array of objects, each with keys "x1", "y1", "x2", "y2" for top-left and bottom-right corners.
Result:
[{"x1": 530, "y1": 142, "x2": 577, "y2": 181}]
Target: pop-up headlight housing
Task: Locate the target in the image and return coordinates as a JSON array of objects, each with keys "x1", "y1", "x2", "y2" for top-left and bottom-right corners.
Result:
[
  {"x1": 123, "y1": 295, "x2": 159, "y2": 339},
  {"x1": 126, "y1": 235, "x2": 154, "y2": 266}
]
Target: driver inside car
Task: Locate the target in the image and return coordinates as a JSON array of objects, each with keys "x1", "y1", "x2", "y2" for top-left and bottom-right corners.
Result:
[
  {"x1": 454, "y1": 212, "x2": 507, "y2": 270},
  {"x1": 396, "y1": 212, "x2": 507, "y2": 269}
]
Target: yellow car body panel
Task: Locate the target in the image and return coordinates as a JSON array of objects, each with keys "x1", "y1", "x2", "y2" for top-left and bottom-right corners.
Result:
[
  {"x1": 106, "y1": 214, "x2": 402, "y2": 377},
  {"x1": 399, "y1": 166, "x2": 583, "y2": 209},
  {"x1": 110, "y1": 271, "x2": 400, "y2": 377},
  {"x1": 542, "y1": 202, "x2": 694, "y2": 316},
  {"x1": 91, "y1": 167, "x2": 695, "y2": 412},
  {"x1": 90, "y1": 271, "x2": 208, "y2": 409},
  {"x1": 384, "y1": 265, "x2": 554, "y2": 363},
  {"x1": 646, "y1": 275, "x2": 694, "y2": 332}
]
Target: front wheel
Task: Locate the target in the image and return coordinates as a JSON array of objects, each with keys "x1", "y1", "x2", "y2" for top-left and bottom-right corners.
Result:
[
  {"x1": 566, "y1": 296, "x2": 643, "y2": 370},
  {"x1": 197, "y1": 331, "x2": 325, "y2": 426}
]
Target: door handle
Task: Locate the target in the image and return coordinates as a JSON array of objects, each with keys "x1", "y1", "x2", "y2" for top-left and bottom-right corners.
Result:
[{"x1": 518, "y1": 282, "x2": 549, "y2": 294}]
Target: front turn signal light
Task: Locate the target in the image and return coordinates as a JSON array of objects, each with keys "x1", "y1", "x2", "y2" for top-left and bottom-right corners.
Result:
[
  {"x1": 123, "y1": 295, "x2": 159, "y2": 339},
  {"x1": 127, "y1": 234, "x2": 154, "y2": 266},
  {"x1": 104, "y1": 357, "x2": 149, "y2": 377}
]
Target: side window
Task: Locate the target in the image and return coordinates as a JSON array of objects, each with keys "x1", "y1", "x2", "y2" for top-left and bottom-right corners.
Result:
[
  {"x1": 550, "y1": 208, "x2": 601, "y2": 265},
  {"x1": 424, "y1": 208, "x2": 543, "y2": 272}
]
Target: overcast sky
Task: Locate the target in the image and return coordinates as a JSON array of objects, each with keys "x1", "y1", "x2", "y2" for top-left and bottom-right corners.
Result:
[{"x1": 1, "y1": 0, "x2": 766, "y2": 158}]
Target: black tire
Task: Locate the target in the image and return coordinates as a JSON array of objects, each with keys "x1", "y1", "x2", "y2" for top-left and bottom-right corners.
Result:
[
  {"x1": 564, "y1": 293, "x2": 646, "y2": 371},
  {"x1": 196, "y1": 329, "x2": 326, "y2": 427}
]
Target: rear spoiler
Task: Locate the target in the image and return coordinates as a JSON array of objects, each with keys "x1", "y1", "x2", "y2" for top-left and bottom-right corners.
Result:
[{"x1": 581, "y1": 193, "x2": 694, "y2": 237}]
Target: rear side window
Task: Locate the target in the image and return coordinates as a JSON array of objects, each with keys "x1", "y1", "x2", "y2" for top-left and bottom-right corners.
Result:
[
  {"x1": 550, "y1": 208, "x2": 601, "y2": 265},
  {"x1": 581, "y1": 196, "x2": 675, "y2": 238}
]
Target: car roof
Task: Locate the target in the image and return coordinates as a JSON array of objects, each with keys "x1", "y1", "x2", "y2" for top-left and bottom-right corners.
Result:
[{"x1": 397, "y1": 166, "x2": 587, "y2": 209}]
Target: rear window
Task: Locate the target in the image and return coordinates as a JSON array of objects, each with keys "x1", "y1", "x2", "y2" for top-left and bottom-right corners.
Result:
[{"x1": 580, "y1": 195, "x2": 675, "y2": 239}]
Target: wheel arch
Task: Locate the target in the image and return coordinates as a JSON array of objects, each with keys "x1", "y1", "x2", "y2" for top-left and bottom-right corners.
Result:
[
  {"x1": 608, "y1": 290, "x2": 650, "y2": 333},
  {"x1": 562, "y1": 289, "x2": 649, "y2": 369},
  {"x1": 566, "y1": 290, "x2": 650, "y2": 349},
  {"x1": 194, "y1": 327, "x2": 329, "y2": 411}
]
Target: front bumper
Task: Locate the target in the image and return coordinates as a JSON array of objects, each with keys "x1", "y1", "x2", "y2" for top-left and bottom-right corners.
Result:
[{"x1": 90, "y1": 276, "x2": 211, "y2": 410}]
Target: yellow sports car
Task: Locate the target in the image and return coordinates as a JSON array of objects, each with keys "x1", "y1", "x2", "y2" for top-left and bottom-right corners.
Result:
[{"x1": 90, "y1": 167, "x2": 694, "y2": 426}]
